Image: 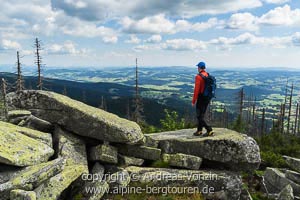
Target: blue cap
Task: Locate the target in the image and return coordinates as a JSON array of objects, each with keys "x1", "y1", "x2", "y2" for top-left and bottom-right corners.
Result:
[{"x1": 196, "y1": 61, "x2": 206, "y2": 69}]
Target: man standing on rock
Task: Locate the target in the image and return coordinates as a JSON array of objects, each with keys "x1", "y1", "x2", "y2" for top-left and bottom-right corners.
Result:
[{"x1": 192, "y1": 61, "x2": 214, "y2": 136}]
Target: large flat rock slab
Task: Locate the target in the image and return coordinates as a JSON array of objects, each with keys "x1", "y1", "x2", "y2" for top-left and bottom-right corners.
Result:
[
  {"x1": 0, "y1": 158, "x2": 65, "y2": 200},
  {"x1": 283, "y1": 156, "x2": 300, "y2": 173},
  {"x1": 125, "y1": 166, "x2": 242, "y2": 200},
  {"x1": 0, "y1": 121, "x2": 54, "y2": 167},
  {"x1": 264, "y1": 167, "x2": 300, "y2": 195},
  {"x1": 35, "y1": 165, "x2": 86, "y2": 200},
  {"x1": 7, "y1": 90, "x2": 144, "y2": 144},
  {"x1": 117, "y1": 145, "x2": 161, "y2": 161},
  {"x1": 147, "y1": 128, "x2": 261, "y2": 171}
]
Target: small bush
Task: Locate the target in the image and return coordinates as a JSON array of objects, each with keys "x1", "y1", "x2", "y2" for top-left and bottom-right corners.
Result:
[{"x1": 255, "y1": 132, "x2": 300, "y2": 168}]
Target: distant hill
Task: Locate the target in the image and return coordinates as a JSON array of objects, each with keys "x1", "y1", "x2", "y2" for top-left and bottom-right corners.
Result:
[
  {"x1": 2, "y1": 66, "x2": 300, "y2": 126},
  {"x1": 0, "y1": 72, "x2": 190, "y2": 126}
]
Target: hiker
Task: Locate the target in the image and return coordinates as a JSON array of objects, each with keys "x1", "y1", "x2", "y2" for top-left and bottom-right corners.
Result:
[{"x1": 192, "y1": 61, "x2": 214, "y2": 136}]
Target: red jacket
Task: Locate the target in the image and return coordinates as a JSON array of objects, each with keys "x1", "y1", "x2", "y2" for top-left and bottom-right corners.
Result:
[{"x1": 192, "y1": 70, "x2": 208, "y2": 104}]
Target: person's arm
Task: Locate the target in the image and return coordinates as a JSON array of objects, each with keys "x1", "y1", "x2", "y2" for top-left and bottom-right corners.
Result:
[{"x1": 192, "y1": 75, "x2": 200, "y2": 105}]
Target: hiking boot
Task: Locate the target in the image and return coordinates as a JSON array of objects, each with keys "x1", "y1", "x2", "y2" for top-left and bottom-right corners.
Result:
[
  {"x1": 207, "y1": 130, "x2": 214, "y2": 136},
  {"x1": 193, "y1": 131, "x2": 203, "y2": 136}
]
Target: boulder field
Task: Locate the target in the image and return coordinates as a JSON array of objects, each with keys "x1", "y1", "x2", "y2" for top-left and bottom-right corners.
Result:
[{"x1": 0, "y1": 90, "x2": 263, "y2": 200}]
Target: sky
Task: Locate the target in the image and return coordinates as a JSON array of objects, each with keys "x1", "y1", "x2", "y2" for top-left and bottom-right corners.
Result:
[{"x1": 0, "y1": 0, "x2": 300, "y2": 69}]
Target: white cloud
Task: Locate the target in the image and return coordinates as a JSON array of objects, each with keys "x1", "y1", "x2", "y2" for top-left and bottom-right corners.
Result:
[
  {"x1": 103, "y1": 36, "x2": 118, "y2": 44},
  {"x1": 134, "y1": 32, "x2": 300, "y2": 52},
  {"x1": 210, "y1": 32, "x2": 298, "y2": 49},
  {"x1": 0, "y1": 1, "x2": 119, "y2": 43},
  {"x1": 133, "y1": 45, "x2": 152, "y2": 52},
  {"x1": 121, "y1": 14, "x2": 175, "y2": 34},
  {"x1": 121, "y1": 15, "x2": 220, "y2": 34},
  {"x1": 161, "y1": 39, "x2": 207, "y2": 51},
  {"x1": 226, "y1": 13, "x2": 259, "y2": 31},
  {"x1": 55, "y1": 13, "x2": 119, "y2": 42},
  {"x1": 64, "y1": 0, "x2": 87, "y2": 9},
  {"x1": 20, "y1": 50, "x2": 34, "y2": 56},
  {"x1": 125, "y1": 35, "x2": 141, "y2": 44},
  {"x1": 175, "y1": 18, "x2": 220, "y2": 32},
  {"x1": 51, "y1": 0, "x2": 262, "y2": 21},
  {"x1": 258, "y1": 5, "x2": 300, "y2": 26},
  {"x1": 263, "y1": 0, "x2": 290, "y2": 4},
  {"x1": 0, "y1": 1, "x2": 58, "y2": 38},
  {"x1": 47, "y1": 41, "x2": 87, "y2": 55},
  {"x1": 224, "y1": 5, "x2": 300, "y2": 31},
  {"x1": 291, "y1": 32, "x2": 300, "y2": 46},
  {"x1": 0, "y1": 39, "x2": 21, "y2": 50},
  {"x1": 144, "y1": 35, "x2": 162, "y2": 43}
]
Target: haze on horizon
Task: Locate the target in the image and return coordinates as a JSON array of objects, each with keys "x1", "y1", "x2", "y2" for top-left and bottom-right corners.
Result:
[{"x1": 0, "y1": 0, "x2": 300, "y2": 69}]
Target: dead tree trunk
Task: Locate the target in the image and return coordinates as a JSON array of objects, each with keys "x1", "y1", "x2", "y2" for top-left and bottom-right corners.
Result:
[
  {"x1": 281, "y1": 79, "x2": 289, "y2": 134},
  {"x1": 35, "y1": 38, "x2": 43, "y2": 90},
  {"x1": 1, "y1": 79, "x2": 8, "y2": 120},
  {"x1": 222, "y1": 105, "x2": 227, "y2": 128},
  {"x1": 62, "y1": 86, "x2": 67, "y2": 96},
  {"x1": 16, "y1": 51, "x2": 24, "y2": 92},
  {"x1": 261, "y1": 108, "x2": 265, "y2": 136},
  {"x1": 99, "y1": 96, "x2": 107, "y2": 111},
  {"x1": 295, "y1": 103, "x2": 299, "y2": 134},
  {"x1": 252, "y1": 97, "x2": 256, "y2": 123},
  {"x1": 287, "y1": 84, "x2": 293, "y2": 134},
  {"x1": 278, "y1": 104, "x2": 284, "y2": 133},
  {"x1": 132, "y1": 58, "x2": 144, "y2": 124},
  {"x1": 298, "y1": 103, "x2": 300, "y2": 135},
  {"x1": 239, "y1": 88, "x2": 244, "y2": 120}
]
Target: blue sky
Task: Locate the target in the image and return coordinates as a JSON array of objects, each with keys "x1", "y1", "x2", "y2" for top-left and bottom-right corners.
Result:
[{"x1": 0, "y1": 0, "x2": 300, "y2": 68}]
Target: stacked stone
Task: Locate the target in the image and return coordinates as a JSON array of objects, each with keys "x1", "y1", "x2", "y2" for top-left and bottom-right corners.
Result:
[
  {"x1": 0, "y1": 90, "x2": 262, "y2": 200},
  {"x1": 263, "y1": 156, "x2": 300, "y2": 200}
]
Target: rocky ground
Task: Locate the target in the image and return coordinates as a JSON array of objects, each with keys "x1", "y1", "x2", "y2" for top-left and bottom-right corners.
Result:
[{"x1": 0, "y1": 90, "x2": 296, "y2": 200}]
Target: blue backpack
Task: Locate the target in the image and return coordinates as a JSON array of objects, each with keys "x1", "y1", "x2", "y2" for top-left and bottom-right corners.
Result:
[{"x1": 199, "y1": 73, "x2": 216, "y2": 101}]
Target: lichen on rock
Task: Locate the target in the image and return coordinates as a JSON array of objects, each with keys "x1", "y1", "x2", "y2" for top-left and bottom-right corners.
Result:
[
  {"x1": 53, "y1": 126, "x2": 88, "y2": 173},
  {"x1": 0, "y1": 158, "x2": 65, "y2": 199},
  {"x1": 7, "y1": 90, "x2": 144, "y2": 144},
  {"x1": 35, "y1": 165, "x2": 86, "y2": 200},
  {"x1": 147, "y1": 128, "x2": 261, "y2": 171},
  {"x1": 0, "y1": 121, "x2": 54, "y2": 166}
]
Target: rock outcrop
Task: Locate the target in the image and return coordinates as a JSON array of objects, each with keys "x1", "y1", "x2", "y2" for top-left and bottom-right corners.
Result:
[
  {"x1": 278, "y1": 184, "x2": 294, "y2": 200},
  {"x1": 0, "y1": 90, "x2": 262, "y2": 200},
  {"x1": 125, "y1": 166, "x2": 243, "y2": 200},
  {"x1": 7, "y1": 90, "x2": 144, "y2": 144},
  {"x1": 10, "y1": 189, "x2": 37, "y2": 200},
  {"x1": 0, "y1": 121, "x2": 54, "y2": 166},
  {"x1": 0, "y1": 158, "x2": 65, "y2": 199},
  {"x1": 262, "y1": 156, "x2": 300, "y2": 199},
  {"x1": 161, "y1": 153, "x2": 202, "y2": 170},
  {"x1": 264, "y1": 167, "x2": 300, "y2": 197},
  {"x1": 284, "y1": 156, "x2": 300, "y2": 173},
  {"x1": 146, "y1": 128, "x2": 261, "y2": 171},
  {"x1": 53, "y1": 126, "x2": 88, "y2": 170},
  {"x1": 34, "y1": 165, "x2": 86, "y2": 200}
]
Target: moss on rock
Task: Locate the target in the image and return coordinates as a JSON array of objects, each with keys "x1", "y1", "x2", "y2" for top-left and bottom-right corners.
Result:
[
  {"x1": 35, "y1": 165, "x2": 86, "y2": 200},
  {"x1": 10, "y1": 189, "x2": 36, "y2": 200},
  {"x1": 0, "y1": 158, "x2": 65, "y2": 199},
  {"x1": 0, "y1": 121, "x2": 54, "y2": 166}
]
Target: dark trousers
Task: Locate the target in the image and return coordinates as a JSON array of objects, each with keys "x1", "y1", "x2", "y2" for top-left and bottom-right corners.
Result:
[{"x1": 196, "y1": 95, "x2": 212, "y2": 132}]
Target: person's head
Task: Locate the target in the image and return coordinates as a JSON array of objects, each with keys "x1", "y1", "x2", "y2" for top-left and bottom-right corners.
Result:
[{"x1": 196, "y1": 61, "x2": 206, "y2": 72}]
